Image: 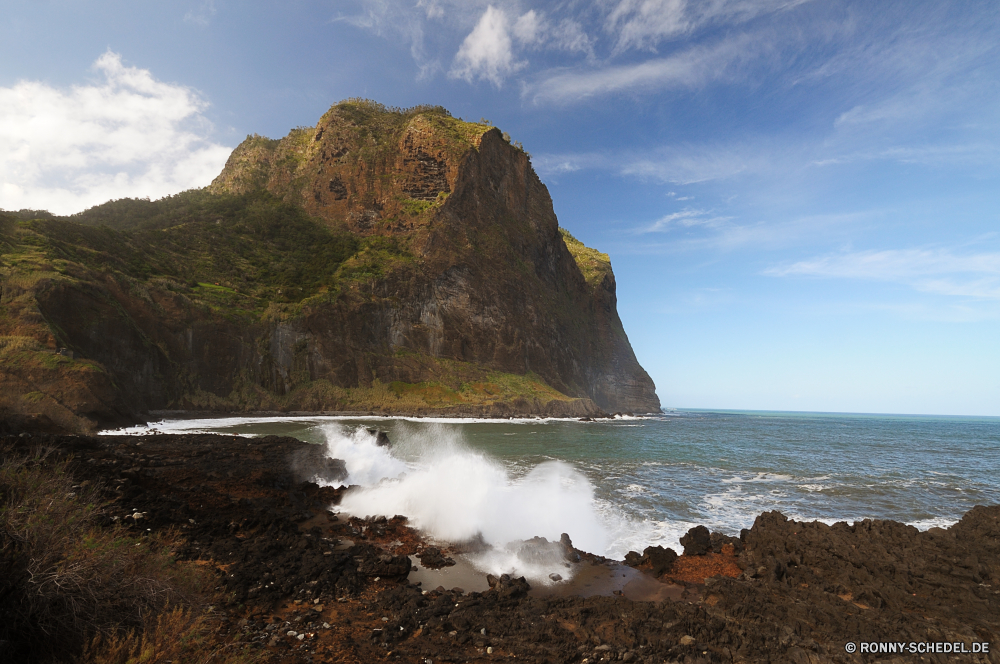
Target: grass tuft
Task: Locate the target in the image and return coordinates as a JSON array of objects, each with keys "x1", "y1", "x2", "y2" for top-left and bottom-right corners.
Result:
[
  {"x1": 84, "y1": 606, "x2": 266, "y2": 664},
  {"x1": 0, "y1": 444, "x2": 214, "y2": 662},
  {"x1": 559, "y1": 228, "x2": 611, "y2": 290}
]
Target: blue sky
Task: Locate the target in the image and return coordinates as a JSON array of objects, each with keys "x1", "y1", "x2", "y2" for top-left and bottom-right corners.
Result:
[{"x1": 2, "y1": 0, "x2": 999, "y2": 415}]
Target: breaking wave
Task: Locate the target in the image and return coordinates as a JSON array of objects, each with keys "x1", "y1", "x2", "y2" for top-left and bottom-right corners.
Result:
[{"x1": 317, "y1": 423, "x2": 613, "y2": 582}]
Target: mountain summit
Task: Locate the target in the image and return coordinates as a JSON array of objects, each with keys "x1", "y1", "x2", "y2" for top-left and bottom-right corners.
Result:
[{"x1": 0, "y1": 100, "x2": 659, "y2": 431}]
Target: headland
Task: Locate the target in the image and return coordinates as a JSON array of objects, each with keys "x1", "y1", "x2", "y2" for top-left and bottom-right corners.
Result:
[{"x1": 0, "y1": 99, "x2": 658, "y2": 435}]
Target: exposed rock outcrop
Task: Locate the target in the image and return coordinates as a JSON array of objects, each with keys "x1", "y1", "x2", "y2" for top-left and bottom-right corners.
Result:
[
  {"x1": 1, "y1": 101, "x2": 659, "y2": 430},
  {"x1": 208, "y1": 101, "x2": 660, "y2": 414}
]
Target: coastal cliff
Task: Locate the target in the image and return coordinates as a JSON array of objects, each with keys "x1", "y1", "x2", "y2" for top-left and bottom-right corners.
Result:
[{"x1": 0, "y1": 100, "x2": 659, "y2": 432}]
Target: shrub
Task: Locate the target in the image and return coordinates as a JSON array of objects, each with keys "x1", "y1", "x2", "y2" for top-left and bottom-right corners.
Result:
[
  {"x1": 84, "y1": 606, "x2": 266, "y2": 664},
  {"x1": 0, "y1": 445, "x2": 207, "y2": 662}
]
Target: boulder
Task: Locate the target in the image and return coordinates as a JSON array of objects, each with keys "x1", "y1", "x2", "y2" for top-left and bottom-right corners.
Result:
[
  {"x1": 486, "y1": 573, "x2": 530, "y2": 599},
  {"x1": 680, "y1": 525, "x2": 711, "y2": 556}
]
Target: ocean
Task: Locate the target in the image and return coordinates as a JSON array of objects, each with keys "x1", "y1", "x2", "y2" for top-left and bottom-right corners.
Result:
[{"x1": 105, "y1": 410, "x2": 1000, "y2": 583}]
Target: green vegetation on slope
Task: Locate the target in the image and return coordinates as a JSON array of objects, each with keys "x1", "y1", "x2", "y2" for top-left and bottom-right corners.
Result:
[
  {"x1": 330, "y1": 98, "x2": 488, "y2": 148},
  {"x1": 3, "y1": 190, "x2": 390, "y2": 309},
  {"x1": 559, "y1": 228, "x2": 612, "y2": 289},
  {"x1": 0, "y1": 194, "x2": 406, "y2": 428},
  {"x1": 169, "y1": 349, "x2": 576, "y2": 414},
  {"x1": 0, "y1": 188, "x2": 586, "y2": 420},
  {"x1": 0, "y1": 98, "x2": 615, "y2": 424},
  {"x1": 319, "y1": 99, "x2": 496, "y2": 179}
]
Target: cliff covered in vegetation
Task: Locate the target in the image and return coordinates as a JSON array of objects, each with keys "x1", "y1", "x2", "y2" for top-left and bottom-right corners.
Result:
[{"x1": 0, "y1": 100, "x2": 659, "y2": 432}]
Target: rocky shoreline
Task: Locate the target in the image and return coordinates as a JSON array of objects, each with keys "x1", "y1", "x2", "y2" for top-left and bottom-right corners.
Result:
[
  {"x1": 139, "y1": 406, "x2": 642, "y2": 422},
  {"x1": 1, "y1": 403, "x2": 646, "y2": 437},
  {"x1": 2, "y1": 431, "x2": 998, "y2": 663}
]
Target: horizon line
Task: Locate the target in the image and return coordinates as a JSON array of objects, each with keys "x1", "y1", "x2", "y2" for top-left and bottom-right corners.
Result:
[{"x1": 665, "y1": 407, "x2": 1000, "y2": 420}]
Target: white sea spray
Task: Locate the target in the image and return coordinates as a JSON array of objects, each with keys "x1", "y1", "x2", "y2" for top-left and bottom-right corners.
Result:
[{"x1": 323, "y1": 423, "x2": 612, "y2": 582}]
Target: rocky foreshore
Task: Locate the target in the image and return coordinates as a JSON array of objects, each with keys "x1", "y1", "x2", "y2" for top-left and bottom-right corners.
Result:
[{"x1": 2, "y1": 431, "x2": 998, "y2": 663}]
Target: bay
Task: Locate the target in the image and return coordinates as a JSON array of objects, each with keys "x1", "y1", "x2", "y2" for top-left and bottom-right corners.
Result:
[{"x1": 106, "y1": 410, "x2": 1000, "y2": 564}]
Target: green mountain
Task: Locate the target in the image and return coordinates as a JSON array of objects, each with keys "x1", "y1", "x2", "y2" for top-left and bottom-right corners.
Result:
[{"x1": 0, "y1": 100, "x2": 659, "y2": 432}]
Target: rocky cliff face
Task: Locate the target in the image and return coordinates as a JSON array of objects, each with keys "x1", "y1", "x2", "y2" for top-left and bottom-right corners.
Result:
[
  {"x1": 0, "y1": 101, "x2": 658, "y2": 431},
  {"x1": 208, "y1": 101, "x2": 660, "y2": 414}
]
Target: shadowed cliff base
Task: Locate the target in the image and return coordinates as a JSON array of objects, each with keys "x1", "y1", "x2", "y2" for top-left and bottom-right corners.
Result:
[
  {"x1": 2, "y1": 431, "x2": 996, "y2": 663},
  {"x1": 0, "y1": 99, "x2": 659, "y2": 433}
]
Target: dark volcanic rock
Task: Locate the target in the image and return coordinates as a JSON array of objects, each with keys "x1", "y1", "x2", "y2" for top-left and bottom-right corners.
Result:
[
  {"x1": 486, "y1": 573, "x2": 531, "y2": 600},
  {"x1": 625, "y1": 545, "x2": 678, "y2": 576},
  {"x1": 680, "y1": 524, "x2": 712, "y2": 555},
  {"x1": 355, "y1": 547, "x2": 412, "y2": 579},
  {"x1": 647, "y1": 545, "x2": 679, "y2": 576},
  {"x1": 291, "y1": 444, "x2": 347, "y2": 484},
  {"x1": 366, "y1": 428, "x2": 391, "y2": 447},
  {"x1": 710, "y1": 530, "x2": 744, "y2": 554},
  {"x1": 5, "y1": 431, "x2": 998, "y2": 664},
  {"x1": 559, "y1": 531, "x2": 581, "y2": 562},
  {"x1": 416, "y1": 546, "x2": 455, "y2": 569}
]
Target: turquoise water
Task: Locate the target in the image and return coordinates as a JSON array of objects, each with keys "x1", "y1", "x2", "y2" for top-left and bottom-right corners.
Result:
[{"x1": 109, "y1": 410, "x2": 1000, "y2": 560}]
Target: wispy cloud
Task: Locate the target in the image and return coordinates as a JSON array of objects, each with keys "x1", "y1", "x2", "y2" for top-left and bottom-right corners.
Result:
[
  {"x1": 513, "y1": 11, "x2": 595, "y2": 57},
  {"x1": 343, "y1": 1, "x2": 596, "y2": 84},
  {"x1": 337, "y1": 0, "x2": 498, "y2": 80},
  {"x1": 340, "y1": 0, "x2": 1000, "y2": 145},
  {"x1": 525, "y1": 32, "x2": 756, "y2": 104},
  {"x1": 812, "y1": 143, "x2": 1000, "y2": 169},
  {"x1": 621, "y1": 141, "x2": 775, "y2": 184},
  {"x1": 638, "y1": 209, "x2": 733, "y2": 233},
  {"x1": 345, "y1": 0, "x2": 815, "y2": 92},
  {"x1": 605, "y1": 0, "x2": 810, "y2": 53},
  {"x1": 861, "y1": 301, "x2": 1000, "y2": 324},
  {"x1": 535, "y1": 138, "x2": 781, "y2": 185},
  {"x1": 530, "y1": 151, "x2": 608, "y2": 176},
  {"x1": 766, "y1": 247, "x2": 1000, "y2": 299},
  {"x1": 831, "y1": 27, "x2": 1000, "y2": 128},
  {"x1": 0, "y1": 51, "x2": 231, "y2": 215},
  {"x1": 184, "y1": 0, "x2": 217, "y2": 27},
  {"x1": 609, "y1": 210, "x2": 884, "y2": 255},
  {"x1": 548, "y1": 18, "x2": 595, "y2": 56}
]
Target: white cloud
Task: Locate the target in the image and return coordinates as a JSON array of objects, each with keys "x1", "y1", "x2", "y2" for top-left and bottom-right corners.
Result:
[
  {"x1": 766, "y1": 247, "x2": 1000, "y2": 300},
  {"x1": 450, "y1": 5, "x2": 525, "y2": 87},
  {"x1": 513, "y1": 10, "x2": 544, "y2": 45},
  {"x1": 0, "y1": 51, "x2": 232, "y2": 215},
  {"x1": 345, "y1": 0, "x2": 811, "y2": 92}
]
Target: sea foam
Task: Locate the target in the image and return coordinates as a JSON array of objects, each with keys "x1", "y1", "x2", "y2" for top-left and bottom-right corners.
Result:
[{"x1": 317, "y1": 423, "x2": 612, "y2": 582}]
